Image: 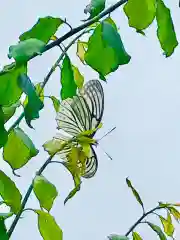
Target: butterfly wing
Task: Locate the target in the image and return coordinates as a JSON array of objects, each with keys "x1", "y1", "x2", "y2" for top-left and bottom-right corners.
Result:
[
  {"x1": 60, "y1": 145, "x2": 98, "y2": 179},
  {"x1": 79, "y1": 79, "x2": 104, "y2": 133},
  {"x1": 82, "y1": 146, "x2": 98, "y2": 178},
  {"x1": 56, "y1": 79, "x2": 104, "y2": 136}
]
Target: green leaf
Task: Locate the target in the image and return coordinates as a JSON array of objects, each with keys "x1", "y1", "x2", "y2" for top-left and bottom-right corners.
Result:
[
  {"x1": 0, "y1": 170, "x2": 22, "y2": 214},
  {"x1": 64, "y1": 174, "x2": 81, "y2": 205},
  {"x1": 2, "y1": 101, "x2": 21, "y2": 123},
  {"x1": 108, "y1": 235, "x2": 129, "y2": 240},
  {"x1": 35, "y1": 210, "x2": 63, "y2": 240},
  {"x1": 147, "y1": 222, "x2": 167, "y2": 240},
  {"x1": 63, "y1": 146, "x2": 89, "y2": 204},
  {"x1": 19, "y1": 17, "x2": 63, "y2": 44},
  {"x1": 156, "y1": 0, "x2": 178, "y2": 57},
  {"x1": 49, "y1": 96, "x2": 60, "y2": 112},
  {"x1": 23, "y1": 82, "x2": 44, "y2": 107},
  {"x1": 132, "y1": 232, "x2": 142, "y2": 240},
  {"x1": 123, "y1": 0, "x2": 156, "y2": 30},
  {"x1": 167, "y1": 206, "x2": 180, "y2": 222},
  {"x1": 0, "y1": 108, "x2": 8, "y2": 148},
  {"x1": 76, "y1": 40, "x2": 88, "y2": 64},
  {"x1": 33, "y1": 175, "x2": 58, "y2": 212},
  {"x1": 126, "y1": 178, "x2": 144, "y2": 211},
  {"x1": 85, "y1": 18, "x2": 131, "y2": 79},
  {"x1": 72, "y1": 65, "x2": 84, "y2": 89},
  {"x1": 3, "y1": 127, "x2": 39, "y2": 170},
  {"x1": 18, "y1": 74, "x2": 44, "y2": 128},
  {"x1": 84, "y1": 0, "x2": 106, "y2": 19},
  {"x1": 0, "y1": 64, "x2": 27, "y2": 106},
  {"x1": 43, "y1": 137, "x2": 69, "y2": 156},
  {"x1": 159, "y1": 212, "x2": 174, "y2": 237},
  {"x1": 8, "y1": 39, "x2": 45, "y2": 63},
  {"x1": 60, "y1": 55, "x2": 77, "y2": 100},
  {"x1": 0, "y1": 220, "x2": 8, "y2": 240}
]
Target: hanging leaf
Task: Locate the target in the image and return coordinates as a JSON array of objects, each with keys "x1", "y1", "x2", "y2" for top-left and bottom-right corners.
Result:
[
  {"x1": 167, "y1": 206, "x2": 180, "y2": 222},
  {"x1": 19, "y1": 17, "x2": 63, "y2": 44},
  {"x1": 123, "y1": 0, "x2": 156, "y2": 30},
  {"x1": 72, "y1": 65, "x2": 84, "y2": 89},
  {"x1": 0, "y1": 170, "x2": 22, "y2": 214},
  {"x1": 132, "y1": 232, "x2": 142, "y2": 240},
  {"x1": 43, "y1": 136, "x2": 70, "y2": 156},
  {"x1": 0, "y1": 220, "x2": 8, "y2": 240},
  {"x1": 76, "y1": 40, "x2": 88, "y2": 64},
  {"x1": 156, "y1": 0, "x2": 178, "y2": 57},
  {"x1": 23, "y1": 82, "x2": 44, "y2": 107},
  {"x1": 147, "y1": 222, "x2": 167, "y2": 240},
  {"x1": 35, "y1": 210, "x2": 63, "y2": 240},
  {"x1": 85, "y1": 18, "x2": 131, "y2": 80},
  {"x1": 63, "y1": 147, "x2": 87, "y2": 204},
  {"x1": 60, "y1": 55, "x2": 77, "y2": 100},
  {"x1": 33, "y1": 175, "x2": 58, "y2": 212},
  {"x1": 49, "y1": 96, "x2": 60, "y2": 112},
  {"x1": 8, "y1": 39, "x2": 45, "y2": 63},
  {"x1": 43, "y1": 139, "x2": 64, "y2": 156},
  {"x1": 126, "y1": 178, "x2": 144, "y2": 212},
  {"x1": 64, "y1": 174, "x2": 81, "y2": 205},
  {"x1": 84, "y1": 0, "x2": 106, "y2": 19},
  {"x1": 108, "y1": 234, "x2": 129, "y2": 240},
  {"x1": 0, "y1": 107, "x2": 8, "y2": 148},
  {"x1": 0, "y1": 63, "x2": 27, "y2": 106},
  {"x1": 2, "y1": 101, "x2": 21, "y2": 123},
  {"x1": 18, "y1": 74, "x2": 44, "y2": 128},
  {"x1": 159, "y1": 213, "x2": 174, "y2": 237},
  {"x1": 3, "y1": 128, "x2": 39, "y2": 170}
]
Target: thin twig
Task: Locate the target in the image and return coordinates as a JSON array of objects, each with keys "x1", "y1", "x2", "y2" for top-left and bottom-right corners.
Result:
[
  {"x1": 63, "y1": 18, "x2": 73, "y2": 30},
  {"x1": 125, "y1": 206, "x2": 163, "y2": 236},
  {"x1": 7, "y1": 30, "x2": 89, "y2": 134}
]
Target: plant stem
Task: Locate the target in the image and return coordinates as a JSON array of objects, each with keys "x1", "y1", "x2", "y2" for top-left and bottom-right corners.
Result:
[
  {"x1": 7, "y1": 30, "x2": 88, "y2": 134},
  {"x1": 7, "y1": 136, "x2": 75, "y2": 237},
  {"x1": 7, "y1": 154, "x2": 55, "y2": 238},
  {"x1": 125, "y1": 206, "x2": 163, "y2": 236},
  {"x1": 29, "y1": 0, "x2": 127, "y2": 60}
]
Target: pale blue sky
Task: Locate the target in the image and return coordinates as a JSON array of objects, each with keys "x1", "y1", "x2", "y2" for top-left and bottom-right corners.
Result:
[{"x1": 1, "y1": 0, "x2": 180, "y2": 239}]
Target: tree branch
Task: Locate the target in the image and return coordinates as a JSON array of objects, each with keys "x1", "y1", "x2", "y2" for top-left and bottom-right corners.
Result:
[
  {"x1": 7, "y1": 0, "x2": 127, "y2": 133},
  {"x1": 125, "y1": 206, "x2": 163, "y2": 236},
  {"x1": 7, "y1": 29, "x2": 89, "y2": 134},
  {"x1": 7, "y1": 154, "x2": 55, "y2": 238},
  {"x1": 29, "y1": 0, "x2": 127, "y2": 61}
]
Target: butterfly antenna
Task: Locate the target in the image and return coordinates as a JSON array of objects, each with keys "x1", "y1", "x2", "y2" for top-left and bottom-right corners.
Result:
[
  {"x1": 98, "y1": 127, "x2": 116, "y2": 141},
  {"x1": 98, "y1": 145, "x2": 113, "y2": 160}
]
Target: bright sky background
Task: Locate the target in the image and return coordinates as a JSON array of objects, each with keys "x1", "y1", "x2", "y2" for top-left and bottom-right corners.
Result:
[{"x1": 1, "y1": 0, "x2": 180, "y2": 239}]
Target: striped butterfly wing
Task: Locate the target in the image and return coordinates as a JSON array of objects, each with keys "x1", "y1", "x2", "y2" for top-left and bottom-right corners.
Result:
[
  {"x1": 56, "y1": 79, "x2": 104, "y2": 178},
  {"x1": 56, "y1": 79, "x2": 104, "y2": 135},
  {"x1": 82, "y1": 146, "x2": 98, "y2": 178},
  {"x1": 79, "y1": 79, "x2": 104, "y2": 133}
]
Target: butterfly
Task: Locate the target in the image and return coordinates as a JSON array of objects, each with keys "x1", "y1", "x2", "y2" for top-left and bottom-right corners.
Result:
[{"x1": 55, "y1": 79, "x2": 104, "y2": 179}]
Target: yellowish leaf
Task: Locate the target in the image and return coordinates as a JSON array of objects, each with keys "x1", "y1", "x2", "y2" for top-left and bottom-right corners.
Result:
[
  {"x1": 72, "y1": 65, "x2": 84, "y2": 89},
  {"x1": 76, "y1": 40, "x2": 88, "y2": 64}
]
